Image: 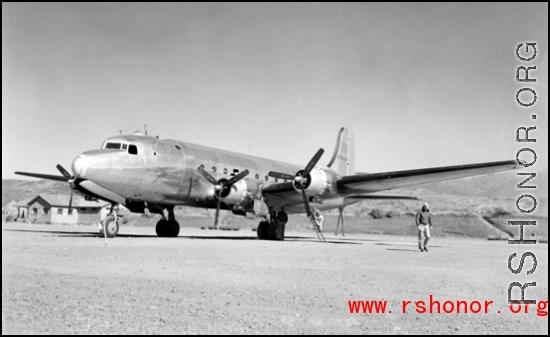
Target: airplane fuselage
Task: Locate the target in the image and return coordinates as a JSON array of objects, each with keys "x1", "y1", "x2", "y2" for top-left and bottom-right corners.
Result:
[{"x1": 71, "y1": 132, "x2": 345, "y2": 215}]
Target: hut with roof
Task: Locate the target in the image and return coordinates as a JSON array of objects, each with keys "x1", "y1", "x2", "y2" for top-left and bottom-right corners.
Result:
[
  {"x1": 14, "y1": 197, "x2": 33, "y2": 219},
  {"x1": 26, "y1": 194, "x2": 111, "y2": 224}
]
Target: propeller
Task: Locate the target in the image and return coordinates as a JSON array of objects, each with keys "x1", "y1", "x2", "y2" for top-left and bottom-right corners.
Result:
[
  {"x1": 56, "y1": 164, "x2": 75, "y2": 213},
  {"x1": 197, "y1": 166, "x2": 249, "y2": 228},
  {"x1": 268, "y1": 148, "x2": 324, "y2": 218}
]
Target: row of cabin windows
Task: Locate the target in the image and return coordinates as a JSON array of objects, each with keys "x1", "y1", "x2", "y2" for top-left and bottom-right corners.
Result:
[
  {"x1": 104, "y1": 143, "x2": 288, "y2": 184},
  {"x1": 199, "y1": 165, "x2": 286, "y2": 183},
  {"x1": 104, "y1": 143, "x2": 288, "y2": 183}
]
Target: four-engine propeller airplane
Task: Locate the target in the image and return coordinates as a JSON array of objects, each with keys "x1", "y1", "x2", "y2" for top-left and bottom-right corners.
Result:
[{"x1": 15, "y1": 126, "x2": 521, "y2": 240}]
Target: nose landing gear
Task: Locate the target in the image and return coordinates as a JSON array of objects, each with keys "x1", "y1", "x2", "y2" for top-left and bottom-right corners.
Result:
[
  {"x1": 99, "y1": 203, "x2": 121, "y2": 238},
  {"x1": 102, "y1": 216, "x2": 120, "y2": 238}
]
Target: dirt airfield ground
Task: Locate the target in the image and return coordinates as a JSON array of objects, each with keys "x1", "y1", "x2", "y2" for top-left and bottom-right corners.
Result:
[{"x1": 2, "y1": 222, "x2": 548, "y2": 335}]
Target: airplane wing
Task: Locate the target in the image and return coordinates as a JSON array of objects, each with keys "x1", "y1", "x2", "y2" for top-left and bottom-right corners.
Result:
[
  {"x1": 337, "y1": 160, "x2": 520, "y2": 194},
  {"x1": 262, "y1": 160, "x2": 520, "y2": 200}
]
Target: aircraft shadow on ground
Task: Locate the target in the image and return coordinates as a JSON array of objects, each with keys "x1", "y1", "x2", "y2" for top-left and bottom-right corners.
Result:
[
  {"x1": 385, "y1": 248, "x2": 424, "y2": 252},
  {"x1": 375, "y1": 242, "x2": 440, "y2": 248},
  {"x1": 2, "y1": 229, "x2": 362, "y2": 244}
]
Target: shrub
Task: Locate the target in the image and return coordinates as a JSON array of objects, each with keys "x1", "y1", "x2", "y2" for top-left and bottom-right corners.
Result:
[
  {"x1": 492, "y1": 207, "x2": 511, "y2": 217},
  {"x1": 386, "y1": 210, "x2": 400, "y2": 218},
  {"x1": 369, "y1": 208, "x2": 384, "y2": 219}
]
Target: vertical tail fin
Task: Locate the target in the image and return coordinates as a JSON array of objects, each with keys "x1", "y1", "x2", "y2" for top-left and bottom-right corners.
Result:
[{"x1": 327, "y1": 127, "x2": 355, "y2": 176}]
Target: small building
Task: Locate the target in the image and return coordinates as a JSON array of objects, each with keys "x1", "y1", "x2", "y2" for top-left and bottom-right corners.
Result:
[
  {"x1": 14, "y1": 197, "x2": 33, "y2": 218},
  {"x1": 26, "y1": 194, "x2": 112, "y2": 224}
]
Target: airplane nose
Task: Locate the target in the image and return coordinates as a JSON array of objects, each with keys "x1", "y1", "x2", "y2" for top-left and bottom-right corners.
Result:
[{"x1": 72, "y1": 155, "x2": 87, "y2": 178}]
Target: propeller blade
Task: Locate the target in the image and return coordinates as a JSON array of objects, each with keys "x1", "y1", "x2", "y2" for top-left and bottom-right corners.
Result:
[
  {"x1": 300, "y1": 185, "x2": 312, "y2": 218},
  {"x1": 56, "y1": 164, "x2": 73, "y2": 179},
  {"x1": 68, "y1": 190, "x2": 74, "y2": 212},
  {"x1": 302, "y1": 148, "x2": 324, "y2": 177},
  {"x1": 197, "y1": 166, "x2": 218, "y2": 186},
  {"x1": 213, "y1": 196, "x2": 221, "y2": 228},
  {"x1": 267, "y1": 171, "x2": 295, "y2": 181},
  {"x1": 14, "y1": 171, "x2": 69, "y2": 182},
  {"x1": 224, "y1": 169, "x2": 249, "y2": 187}
]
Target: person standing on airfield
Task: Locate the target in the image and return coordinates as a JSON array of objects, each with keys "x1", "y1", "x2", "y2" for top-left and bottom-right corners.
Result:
[
  {"x1": 276, "y1": 206, "x2": 288, "y2": 241},
  {"x1": 416, "y1": 202, "x2": 433, "y2": 252},
  {"x1": 313, "y1": 207, "x2": 324, "y2": 231}
]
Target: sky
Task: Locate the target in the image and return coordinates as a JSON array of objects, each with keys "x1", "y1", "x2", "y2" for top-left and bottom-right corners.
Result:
[{"x1": 2, "y1": 3, "x2": 548, "y2": 179}]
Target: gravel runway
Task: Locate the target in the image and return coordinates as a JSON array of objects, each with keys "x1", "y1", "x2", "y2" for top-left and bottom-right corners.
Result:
[{"x1": 2, "y1": 223, "x2": 548, "y2": 334}]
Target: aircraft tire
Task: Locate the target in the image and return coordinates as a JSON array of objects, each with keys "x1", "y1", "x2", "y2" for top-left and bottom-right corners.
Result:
[
  {"x1": 168, "y1": 220, "x2": 180, "y2": 237},
  {"x1": 156, "y1": 219, "x2": 169, "y2": 237},
  {"x1": 257, "y1": 220, "x2": 269, "y2": 240},
  {"x1": 103, "y1": 216, "x2": 119, "y2": 238},
  {"x1": 156, "y1": 219, "x2": 180, "y2": 237}
]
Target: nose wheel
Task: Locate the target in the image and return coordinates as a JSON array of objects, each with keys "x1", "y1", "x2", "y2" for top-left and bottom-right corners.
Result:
[{"x1": 99, "y1": 216, "x2": 119, "y2": 238}]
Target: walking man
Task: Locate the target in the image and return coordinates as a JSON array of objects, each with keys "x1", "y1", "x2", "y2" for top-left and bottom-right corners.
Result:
[{"x1": 416, "y1": 202, "x2": 433, "y2": 252}]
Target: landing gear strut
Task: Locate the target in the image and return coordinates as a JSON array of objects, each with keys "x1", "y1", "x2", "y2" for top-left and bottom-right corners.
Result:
[
  {"x1": 334, "y1": 207, "x2": 345, "y2": 236},
  {"x1": 156, "y1": 206, "x2": 180, "y2": 238}
]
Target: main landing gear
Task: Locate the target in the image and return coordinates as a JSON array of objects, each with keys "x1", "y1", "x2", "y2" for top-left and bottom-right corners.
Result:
[
  {"x1": 257, "y1": 209, "x2": 287, "y2": 241},
  {"x1": 155, "y1": 206, "x2": 180, "y2": 238}
]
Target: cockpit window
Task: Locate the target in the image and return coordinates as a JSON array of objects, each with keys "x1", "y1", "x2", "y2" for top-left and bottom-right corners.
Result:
[
  {"x1": 105, "y1": 142, "x2": 122, "y2": 149},
  {"x1": 128, "y1": 145, "x2": 138, "y2": 155}
]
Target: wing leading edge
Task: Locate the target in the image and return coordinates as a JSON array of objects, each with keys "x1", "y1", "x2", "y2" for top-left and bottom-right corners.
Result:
[{"x1": 338, "y1": 160, "x2": 520, "y2": 194}]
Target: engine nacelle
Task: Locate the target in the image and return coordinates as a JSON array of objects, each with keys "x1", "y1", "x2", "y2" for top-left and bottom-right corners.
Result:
[
  {"x1": 293, "y1": 166, "x2": 333, "y2": 197},
  {"x1": 218, "y1": 179, "x2": 249, "y2": 206}
]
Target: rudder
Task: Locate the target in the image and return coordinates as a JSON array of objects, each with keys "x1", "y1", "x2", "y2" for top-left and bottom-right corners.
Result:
[{"x1": 327, "y1": 127, "x2": 355, "y2": 176}]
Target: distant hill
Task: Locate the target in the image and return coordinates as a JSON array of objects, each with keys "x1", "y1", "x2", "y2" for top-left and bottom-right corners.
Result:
[
  {"x1": 3, "y1": 168, "x2": 547, "y2": 209},
  {"x1": 2, "y1": 179, "x2": 69, "y2": 207}
]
